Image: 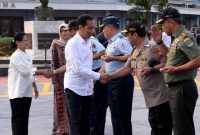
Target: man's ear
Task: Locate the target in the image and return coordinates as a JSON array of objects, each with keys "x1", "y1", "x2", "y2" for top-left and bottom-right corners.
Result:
[
  {"x1": 79, "y1": 25, "x2": 83, "y2": 30},
  {"x1": 16, "y1": 41, "x2": 20, "y2": 46},
  {"x1": 134, "y1": 32, "x2": 138, "y2": 38}
]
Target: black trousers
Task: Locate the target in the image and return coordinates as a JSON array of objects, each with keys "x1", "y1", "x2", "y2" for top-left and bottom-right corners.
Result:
[
  {"x1": 10, "y1": 97, "x2": 32, "y2": 135},
  {"x1": 168, "y1": 80, "x2": 198, "y2": 135},
  {"x1": 148, "y1": 102, "x2": 173, "y2": 135},
  {"x1": 90, "y1": 68, "x2": 108, "y2": 135},
  {"x1": 108, "y1": 74, "x2": 134, "y2": 135},
  {"x1": 90, "y1": 80, "x2": 108, "y2": 135},
  {"x1": 65, "y1": 88, "x2": 92, "y2": 135}
]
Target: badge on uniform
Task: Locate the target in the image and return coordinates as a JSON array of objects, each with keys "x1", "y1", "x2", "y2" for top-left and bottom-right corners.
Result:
[
  {"x1": 184, "y1": 37, "x2": 193, "y2": 47},
  {"x1": 106, "y1": 43, "x2": 116, "y2": 54},
  {"x1": 92, "y1": 44, "x2": 97, "y2": 54},
  {"x1": 121, "y1": 42, "x2": 126, "y2": 48},
  {"x1": 152, "y1": 47, "x2": 161, "y2": 57},
  {"x1": 138, "y1": 61, "x2": 144, "y2": 69},
  {"x1": 92, "y1": 44, "x2": 96, "y2": 49},
  {"x1": 140, "y1": 55, "x2": 146, "y2": 61},
  {"x1": 131, "y1": 59, "x2": 136, "y2": 69},
  {"x1": 131, "y1": 50, "x2": 139, "y2": 59},
  {"x1": 170, "y1": 38, "x2": 179, "y2": 53}
]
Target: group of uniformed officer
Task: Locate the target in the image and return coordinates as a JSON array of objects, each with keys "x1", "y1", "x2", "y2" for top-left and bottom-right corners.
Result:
[{"x1": 93, "y1": 7, "x2": 200, "y2": 135}]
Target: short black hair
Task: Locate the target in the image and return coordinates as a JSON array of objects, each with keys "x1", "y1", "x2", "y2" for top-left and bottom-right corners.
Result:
[
  {"x1": 68, "y1": 20, "x2": 78, "y2": 30},
  {"x1": 11, "y1": 32, "x2": 25, "y2": 49},
  {"x1": 77, "y1": 14, "x2": 94, "y2": 27}
]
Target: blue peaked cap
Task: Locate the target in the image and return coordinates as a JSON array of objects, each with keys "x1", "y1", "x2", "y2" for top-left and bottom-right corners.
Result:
[{"x1": 100, "y1": 16, "x2": 119, "y2": 28}]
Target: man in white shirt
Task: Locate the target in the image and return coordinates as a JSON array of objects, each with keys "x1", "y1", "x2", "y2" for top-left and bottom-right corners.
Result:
[{"x1": 64, "y1": 14, "x2": 107, "y2": 135}]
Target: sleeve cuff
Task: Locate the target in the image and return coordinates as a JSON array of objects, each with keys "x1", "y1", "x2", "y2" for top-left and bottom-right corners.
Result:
[
  {"x1": 94, "y1": 72, "x2": 101, "y2": 80},
  {"x1": 30, "y1": 68, "x2": 37, "y2": 82},
  {"x1": 31, "y1": 67, "x2": 37, "y2": 75}
]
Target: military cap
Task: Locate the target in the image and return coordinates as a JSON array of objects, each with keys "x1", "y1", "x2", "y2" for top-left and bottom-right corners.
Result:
[
  {"x1": 156, "y1": 7, "x2": 181, "y2": 24},
  {"x1": 100, "y1": 15, "x2": 119, "y2": 28}
]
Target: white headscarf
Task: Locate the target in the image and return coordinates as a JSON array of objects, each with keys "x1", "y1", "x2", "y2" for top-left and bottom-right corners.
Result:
[
  {"x1": 58, "y1": 23, "x2": 69, "y2": 36},
  {"x1": 50, "y1": 23, "x2": 69, "y2": 50}
]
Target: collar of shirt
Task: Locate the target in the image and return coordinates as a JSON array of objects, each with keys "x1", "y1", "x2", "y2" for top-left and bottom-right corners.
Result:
[
  {"x1": 108, "y1": 32, "x2": 121, "y2": 44},
  {"x1": 16, "y1": 48, "x2": 27, "y2": 55},
  {"x1": 172, "y1": 25, "x2": 185, "y2": 39},
  {"x1": 76, "y1": 32, "x2": 90, "y2": 45},
  {"x1": 90, "y1": 36, "x2": 95, "y2": 40}
]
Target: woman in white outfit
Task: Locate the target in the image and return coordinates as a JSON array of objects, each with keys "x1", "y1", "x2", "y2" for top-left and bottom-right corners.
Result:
[{"x1": 8, "y1": 32, "x2": 45, "y2": 135}]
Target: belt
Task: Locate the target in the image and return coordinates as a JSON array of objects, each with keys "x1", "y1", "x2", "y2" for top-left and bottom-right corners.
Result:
[{"x1": 167, "y1": 80, "x2": 193, "y2": 88}]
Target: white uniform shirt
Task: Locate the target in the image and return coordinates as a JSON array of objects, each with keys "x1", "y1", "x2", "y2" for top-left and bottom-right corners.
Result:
[
  {"x1": 8, "y1": 49, "x2": 35, "y2": 99},
  {"x1": 64, "y1": 33, "x2": 100, "y2": 96},
  {"x1": 90, "y1": 36, "x2": 105, "y2": 70},
  {"x1": 162, "y1": 32, "x2": 171, "y2": 48}
]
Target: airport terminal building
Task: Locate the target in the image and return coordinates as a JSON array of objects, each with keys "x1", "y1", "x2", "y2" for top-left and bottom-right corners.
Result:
[{"x1": 0, "y1": 0, "x2": 200, "y2": 37}]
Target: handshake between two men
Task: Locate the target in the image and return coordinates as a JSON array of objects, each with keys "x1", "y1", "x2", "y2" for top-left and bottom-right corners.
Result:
[
  {"x1": 99, "y1": 72, "x2": 111, "y2": 84},
  {"x1": 38, "y1": 67, "x2": 112, "y2": 85}
]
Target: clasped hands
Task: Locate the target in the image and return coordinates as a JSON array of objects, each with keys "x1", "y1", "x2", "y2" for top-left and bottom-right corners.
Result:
[
  {"x1": 99, "y1": 73, "x2": 111, "y2": 84},
  {"x1": 40, "y1": 69, "x2": 112, "y2": 83},
  {"x1": 101, "y1": 55, "x2": 113, "y2": 62},
  {"x1": 39, "y1": 69, "x2": 54, "y2": 78}
]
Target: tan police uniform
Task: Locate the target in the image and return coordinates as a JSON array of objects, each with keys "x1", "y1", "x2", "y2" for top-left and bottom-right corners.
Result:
[{"x1": 126, "y1": 39, "x2": 173, "y2": 134}]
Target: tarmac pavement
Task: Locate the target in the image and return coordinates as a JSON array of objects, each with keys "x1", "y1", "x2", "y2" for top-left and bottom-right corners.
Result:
[{"x1": 0, "y1": 75, "x2": 200, "y2": 135}]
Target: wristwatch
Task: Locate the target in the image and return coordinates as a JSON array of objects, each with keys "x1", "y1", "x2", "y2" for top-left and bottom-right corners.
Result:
[{"x1": 151, "y1": 67, "x2": 157, "y2": 72}]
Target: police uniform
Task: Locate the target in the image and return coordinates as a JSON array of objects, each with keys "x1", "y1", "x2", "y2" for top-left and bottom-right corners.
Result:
[
  {"x1": 126, "y1": 39, "x2": 172, "y2": 135},
  {"x1": 157, "y1": 7, "x2": 200, "y2": 135},
  {"x1": 105, "y1": 32, "x2": 134, "y2": 135}
]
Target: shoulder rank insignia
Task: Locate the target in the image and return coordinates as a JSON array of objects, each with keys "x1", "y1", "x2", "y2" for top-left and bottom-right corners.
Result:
[{"x1": 119, "y1": 35, "x2": 125, "y2": 39}]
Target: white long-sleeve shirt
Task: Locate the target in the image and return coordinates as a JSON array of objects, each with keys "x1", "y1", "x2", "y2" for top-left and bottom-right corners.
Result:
[
  {"x1": 8, "y1": 49, "x2": 35, "y2": 99},
  {"x1": 64, "y1": 33, "x2": 100, "y2": 96}
]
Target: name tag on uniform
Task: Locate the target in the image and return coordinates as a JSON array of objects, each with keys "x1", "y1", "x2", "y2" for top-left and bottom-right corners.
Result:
[
  {"x1": 138, "y1": 61, "x2": 145, "y2": 69},
  {"x1": 106, "y1": 44, "x2": 115, "y2": 54},
  {"x1": 131, "y1": 59, "x2": 136, "y2": 69}
]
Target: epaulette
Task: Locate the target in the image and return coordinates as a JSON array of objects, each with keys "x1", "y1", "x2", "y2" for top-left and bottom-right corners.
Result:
[
  {"x1": 179, "y1": 32, "x2": 190, "y2": 39},
  {"x1": 131, "y1": 46, "x2": 136, "y2": 54},
  {"x1": 177, "y1": 31, "x2": 195, "y2": 47},
  {"x1": 119, "y1": 35, "x2": 125, "y2": 39},
  {"x1": 174, "y1": 32, "x2": 189, "y2": 45}
]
